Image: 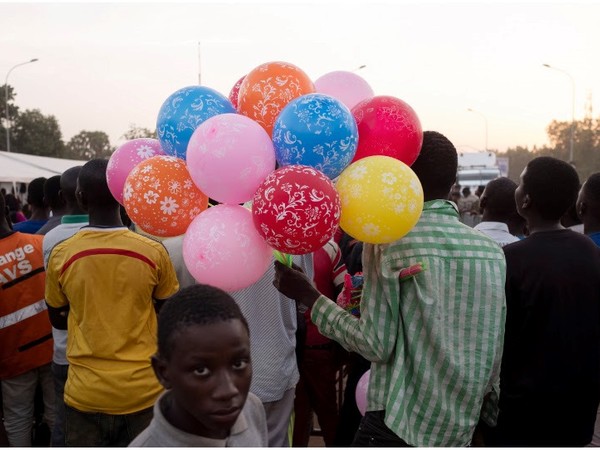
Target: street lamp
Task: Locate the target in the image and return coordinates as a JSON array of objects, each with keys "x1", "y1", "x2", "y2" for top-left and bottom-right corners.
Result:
[
  {"x1": 354, "y1": 64, "x2": 367, "y2": 72},
  {"x1": 4, "y1": 58, "x2": 39, "y2": 153},
  {"x1": 543, "y1": 63, "x2": 575, "y2": 164},
  {"x1": 467, "y1": 108, "x2": 488, "y2": 151}
]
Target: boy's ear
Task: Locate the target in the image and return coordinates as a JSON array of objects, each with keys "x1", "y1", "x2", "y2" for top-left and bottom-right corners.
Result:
[
  {"x1": 151, "y1": 354, "x2": 172, "y2": 390},
  {"x1": 520, "y1": 193, "x2": 532, "y2": 211}
]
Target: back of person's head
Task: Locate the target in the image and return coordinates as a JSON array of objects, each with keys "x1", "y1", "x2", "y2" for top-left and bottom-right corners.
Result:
[
  {"x1": 521, "y1": 156, "x2": 579, "y2": 221},
  {"x1": 5, "y1": 193, "x2": 20, "y2": 212},
  {"x1": 60, "y1": 166, "x2": 83, "y2": 208},
  {"x1": 43, "y1": 175, "x2": 63, "y2": 212},
  {"x1": 77, "y1": 159, "x2": 116, "y2": 209},
  {"x1": 410, "y1": 131, "x2": 458, "y2": 201},
  {"x1": 27, "y1": 177, "x2": 47, "y2": 209},
  {"x1": 157, "y1": 284, "x2": 249, "y2": 361},
  {"x1": 462, "y1": 187, "x2": 471, "y2": 197},
  {"x1": 480, "y1": 177, "x2": 518, "y2": 220},
  {"x1": 579, "y1": 172, "x2": 600, "y2": 220}
]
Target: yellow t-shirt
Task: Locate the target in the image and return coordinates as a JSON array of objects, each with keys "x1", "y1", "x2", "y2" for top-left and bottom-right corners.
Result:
[{"x1": 45, "y1": 227, "x2": 179, "y2": 414}]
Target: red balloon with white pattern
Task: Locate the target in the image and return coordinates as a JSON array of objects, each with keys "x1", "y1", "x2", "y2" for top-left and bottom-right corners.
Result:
[
  {"x1": 228, "y1": 75, "x2": 246, "y2": 110},
  {"x1": 252, "y1": 165, "x2": 341, "y2": 255},
  {"x1": 351, "y1": 95, "x2": 423, "y2": 166}
]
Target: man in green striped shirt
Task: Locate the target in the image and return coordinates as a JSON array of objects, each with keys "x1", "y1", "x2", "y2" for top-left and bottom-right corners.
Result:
[{"x1": 274, "y1": 131, "x2": 506, "y2": 446}]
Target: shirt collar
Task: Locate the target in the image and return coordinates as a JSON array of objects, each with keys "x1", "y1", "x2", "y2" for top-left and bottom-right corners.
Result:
[
  {"x1": 422, "y1": 199, "x2": 459, "y2": 217},
  {"x1": 61, "y1": 214, "x2": 89, "y2": 224},
  {"x1": 474, "y1": 221, "x2": 510, "y2": 233}
]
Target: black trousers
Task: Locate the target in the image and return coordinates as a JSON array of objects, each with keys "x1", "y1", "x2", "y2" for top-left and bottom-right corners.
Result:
[{"x1": 351, "y1": 410, "x2": 411, "y2": 447}]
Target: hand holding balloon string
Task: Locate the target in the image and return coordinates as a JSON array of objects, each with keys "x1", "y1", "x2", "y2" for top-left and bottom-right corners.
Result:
[{"x1": 273, "y1": 260, "x2": 321, "y2": 308}]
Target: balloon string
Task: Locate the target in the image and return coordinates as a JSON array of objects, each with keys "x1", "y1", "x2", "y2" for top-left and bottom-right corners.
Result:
[{"x1": 273, "y1": 250, "x2": 293, "y2": 267}]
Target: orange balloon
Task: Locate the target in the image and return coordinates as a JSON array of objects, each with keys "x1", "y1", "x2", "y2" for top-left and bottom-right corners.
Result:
[
  {"x1": 123, "y1": 155, "x2": 208, "y2": 237},
  {"x1": 238, "y1": 61, "x2": 315, "y2": 135}
]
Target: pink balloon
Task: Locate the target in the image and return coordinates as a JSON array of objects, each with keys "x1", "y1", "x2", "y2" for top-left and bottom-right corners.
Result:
[
  {"x1": 355, "y1": 369, "x2": 371, "y2": 416},
  {"x1": 107, "y1": 138, "x2": 165, "y2": 205},
  {"x1": 187, "y1": 113, "x2": 276, "y2": 205},
  {"x1": 314, "y1": 71, "x2": 374, "y2": 111},
  {"x1": 182, "y1": 204, "x2": 272, "y2": 292}
]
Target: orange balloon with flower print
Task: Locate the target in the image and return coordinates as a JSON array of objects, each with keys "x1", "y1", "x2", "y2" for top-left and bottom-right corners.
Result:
[
  {"x1": 237, "y1": 61, "x2": 315, "y2": 135},
  {"x1": 123, "y1": 155, "x2": 208, "y2": 237}
]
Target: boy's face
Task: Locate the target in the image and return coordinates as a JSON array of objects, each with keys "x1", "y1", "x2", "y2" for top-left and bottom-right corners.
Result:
[{"x1": 153, "y1": 319, "x2": 252, "y2": 440}]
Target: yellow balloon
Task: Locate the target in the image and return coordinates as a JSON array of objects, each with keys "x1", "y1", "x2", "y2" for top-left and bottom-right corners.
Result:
[{"x1": 336, "y1": 156, "x2": 423, "y2": 244}]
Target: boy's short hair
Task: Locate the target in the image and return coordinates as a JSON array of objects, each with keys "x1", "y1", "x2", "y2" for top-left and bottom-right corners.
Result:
[
  {"x1": 410, "y1": 131, "x2": 458, "y2": 199},
  {"x1": 158, "y1": 284, "x2": 249, "y2": 360},
  {"x1": 27, "y1": 177, "x2": 47, "y2": 208},
  {"x1": 44, "y1": 175, "x2": 63, "y2": 210},
  {"x1": 483, "y1": 177, "x2": 518, "y2": 216},
  {"x1": 584, "y1": 173, "x2": 600, "y2": 212},
  {"x1": 523, "y1": 157, "x2": 579, "y2": 220},
  {"x1": 78, "y1": 159, "x2": 116, "y2": 207}
]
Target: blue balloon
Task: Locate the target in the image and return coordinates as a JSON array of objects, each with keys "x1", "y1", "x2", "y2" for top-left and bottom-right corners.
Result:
[
  {"x1": 156, "y1": 86, "x2": 236, "y2": 160},
  {"x1": 272, "y1": 93, "x2": 358, "y2": 179}
]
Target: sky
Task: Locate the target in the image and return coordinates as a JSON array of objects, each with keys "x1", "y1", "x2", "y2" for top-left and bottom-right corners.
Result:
[{"x1": 2, "y1": 0, "x2": 600, "y2": 154}]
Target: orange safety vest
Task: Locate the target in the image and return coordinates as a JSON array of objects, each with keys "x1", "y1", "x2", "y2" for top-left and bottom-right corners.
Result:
[{"x1": 0, "y1": 232, "x2": 53, "y2": 380}]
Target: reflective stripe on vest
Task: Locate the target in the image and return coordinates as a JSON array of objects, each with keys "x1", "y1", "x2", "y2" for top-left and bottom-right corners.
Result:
[{"x1": 0, "y1": 299, "x2": 47, "y2": 330}]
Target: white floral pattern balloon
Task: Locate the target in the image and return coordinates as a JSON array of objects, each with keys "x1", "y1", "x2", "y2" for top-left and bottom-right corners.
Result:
[{"x1": 123, "y1": 155, "x2": 208, "y2": 237}]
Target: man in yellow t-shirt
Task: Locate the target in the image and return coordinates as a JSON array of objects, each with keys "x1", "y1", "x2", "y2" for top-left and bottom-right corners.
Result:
[{"x1": 45, "y1": 159, "x2": 179, "y2": 446}]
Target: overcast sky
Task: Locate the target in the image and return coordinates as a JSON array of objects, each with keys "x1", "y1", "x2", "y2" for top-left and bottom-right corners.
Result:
[{"x1": 3, "y1": 0, "x2": 599, "y2": 153}]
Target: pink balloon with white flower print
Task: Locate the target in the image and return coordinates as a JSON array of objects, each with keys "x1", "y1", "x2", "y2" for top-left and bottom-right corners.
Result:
[
  {"x1": 183, "y1": 204, "x2": 272, "y2": 292},
  {"x1": 123, "y1": 155, "x2": 208, "y2": 238},
  {"x1": 314, "y1": 71, "x2": 374, "y2": 111},
  {"x1": 107, "y1": 138, "x2": 166, "y2": 205}
]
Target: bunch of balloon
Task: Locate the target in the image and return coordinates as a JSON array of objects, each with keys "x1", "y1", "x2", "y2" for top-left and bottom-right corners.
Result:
[
  {"x1": 272, "y1": 93, "x2": 358, "y2": 180},
  {"x1": 252, "y1": 165, "x2": 341, "y2": 255},
  {"x1": 351, "y1": 95, "x2": 423, "y2": 166},
  {"x1": 336, "y1": 156, "x2": 424, "y2": 244},
  {"x1": 314, "y1": 70, "x2": 374, "y2": 111},
  {"x1": 122, "y1": 155, "x2": 209, "y2": 238},
  {"x1": 237, "y1": 61, "x2": 315, "y2": 135},
  {"x1": 156, "y1": 86, "x2": 236, "y2": 160},
  {"x1": 106, "y1": 138, "x2": 166, "y2": 205}
]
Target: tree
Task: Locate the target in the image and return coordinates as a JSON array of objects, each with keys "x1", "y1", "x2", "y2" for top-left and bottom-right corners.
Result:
[
  {"x1": 11, "y1": 109, "x2": 65, "y2": 157},
  {"x1": 65, "y1": 131, "x2": 114, "y2": 160},
  {"x1": 121, "y1": 123, "x2": 156, "y2": 140},
  {"x1": 0, "y1": 84, "x2": 22, "y2": 152}
]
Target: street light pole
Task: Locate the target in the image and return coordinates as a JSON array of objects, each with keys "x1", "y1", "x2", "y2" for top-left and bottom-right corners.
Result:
[
  {"x1": 543, "y1": 63, "x2": 575, "y2": 164},
  {"x1": 4, "y1": 58, "x2": 39, "y2": 153},
  {"x1": 467, "y1": 108, "x2": 488, "y2": 151}
]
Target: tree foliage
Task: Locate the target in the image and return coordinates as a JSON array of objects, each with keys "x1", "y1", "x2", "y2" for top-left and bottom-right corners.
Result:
[
  {"x1": 121, "y1": 123, "x2": 156, "y2": 140},
  {"x1": 65, "y1": 130, "x2": 114, "y2": 160},
  {"x1": 499, "y1": 117, "x2": 600, "y2": 183},
  {"x1": 11, "y1": 109, "x2": 65, "y2": 157}
]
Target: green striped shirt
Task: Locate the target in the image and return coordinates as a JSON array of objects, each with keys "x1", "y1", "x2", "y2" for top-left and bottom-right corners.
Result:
[{"x1": 312, "y1": 200, "x2": 506, "y2": 446}]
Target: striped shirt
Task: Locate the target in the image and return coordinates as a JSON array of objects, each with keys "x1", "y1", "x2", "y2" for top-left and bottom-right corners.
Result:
[{"x1": 312, "y1": 200, "x2": 506, "y2": 446}]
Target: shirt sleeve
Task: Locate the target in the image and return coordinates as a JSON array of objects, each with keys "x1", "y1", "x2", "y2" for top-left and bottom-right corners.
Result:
[
  {"x1": 45, "y1": 246, "x2": 68, "y2": 308},
  {"x1": 311, "y1": 243, "x2": 400, "y2": 363},
  {"x1": 153, "y1": 246, "x2": 180, "y2": 300}
]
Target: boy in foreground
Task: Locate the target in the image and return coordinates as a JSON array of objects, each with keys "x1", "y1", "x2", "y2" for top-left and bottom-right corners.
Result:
[{"x1": 129, "y1": 284, "x2": 268, "y2": 447}]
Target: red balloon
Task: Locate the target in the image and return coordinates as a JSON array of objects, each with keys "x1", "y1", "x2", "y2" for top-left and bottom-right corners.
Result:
[
  {"x1": 228, "y1": 75, "x2": 246, "y2": 110},
  {"x1": 252, "y1": 166, "x2": 341, "y2": 255},
  {"x1": 351, "y1": 95, "x2": 423, "y2": 166}
]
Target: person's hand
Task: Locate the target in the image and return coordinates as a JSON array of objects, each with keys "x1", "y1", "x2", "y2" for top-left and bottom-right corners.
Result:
[{"x1": 273, "y1": 261, "x2": 321, "y2": 308}]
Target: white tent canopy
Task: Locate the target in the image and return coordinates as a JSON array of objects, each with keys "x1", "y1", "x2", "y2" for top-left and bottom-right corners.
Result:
[{"x1": 0, "y1": 151, "x2": 88, "y2": 183}]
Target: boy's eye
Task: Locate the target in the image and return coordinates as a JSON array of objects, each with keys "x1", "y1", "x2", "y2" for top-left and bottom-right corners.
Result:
[
  {"x1": 233, "y1": 359, "x2": 250, "y2": 370},
  {"x1": 193, "y1": 366, "x2": 209, "y2": 376}
]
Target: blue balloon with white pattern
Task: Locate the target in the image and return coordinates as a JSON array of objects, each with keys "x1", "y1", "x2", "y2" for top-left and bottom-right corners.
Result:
[
  {"x1": 156, "y1": 86, "x2": 236, "y2": 160},
  {"x1": 272, "y1": 93, "x2": 359, "y2": 179}
]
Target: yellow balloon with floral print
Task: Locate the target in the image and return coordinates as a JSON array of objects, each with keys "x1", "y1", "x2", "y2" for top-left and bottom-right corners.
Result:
[{"x1": 336, "y1": 155, "x2": 424, "y2": 244}]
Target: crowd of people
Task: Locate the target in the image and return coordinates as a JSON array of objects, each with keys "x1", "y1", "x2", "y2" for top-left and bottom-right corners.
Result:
[{"x1": 1, "y1": 130, "x2": 600, "y2": 447}]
